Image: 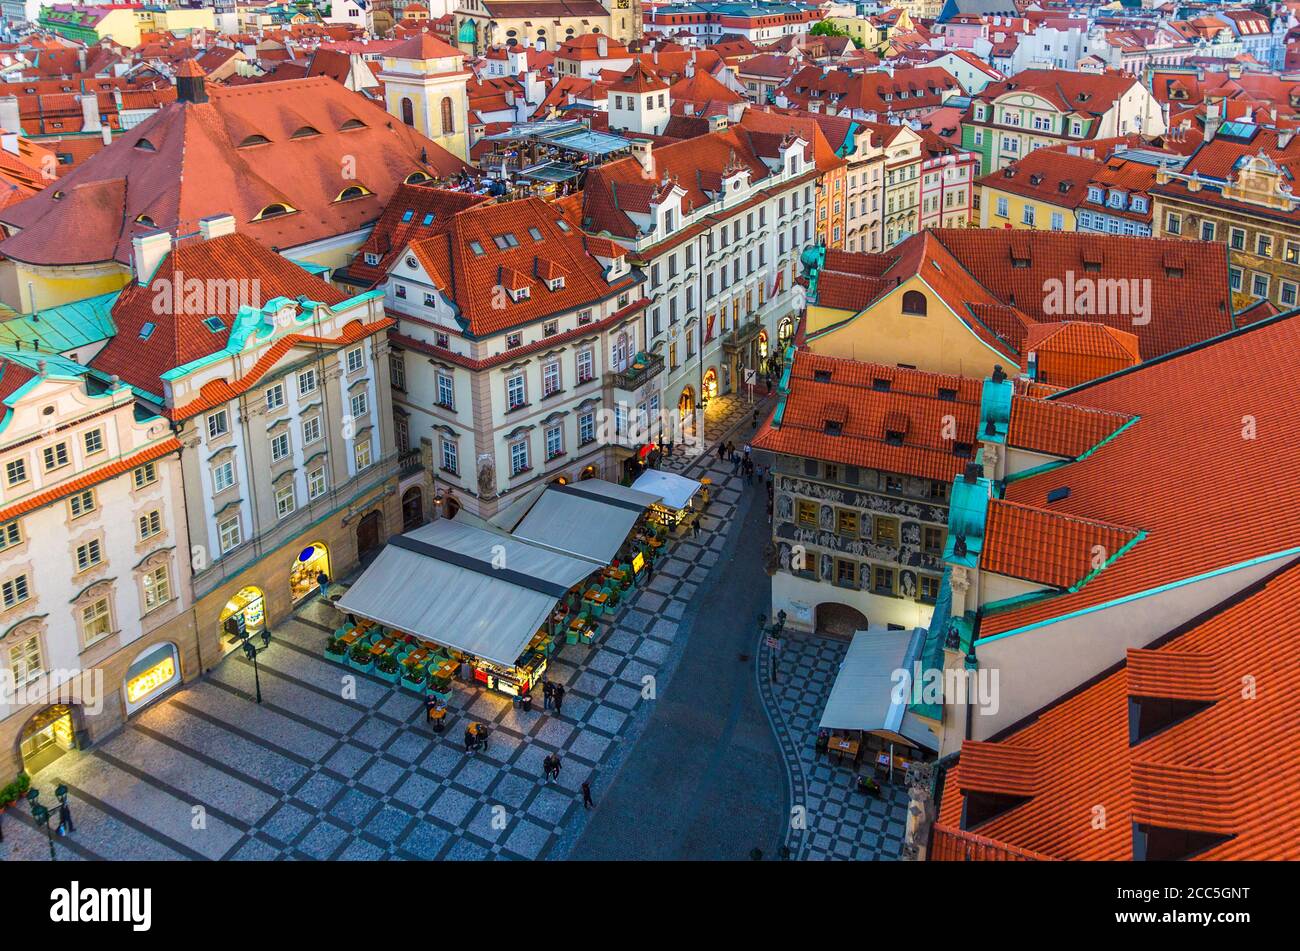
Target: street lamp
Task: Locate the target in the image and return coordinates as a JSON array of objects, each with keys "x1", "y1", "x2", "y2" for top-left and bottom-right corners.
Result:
[
  {"x1": 241, "y1": 628, "x2": 272, "y2": 704},
  {"x1": 27, "y1": 789, "x2": 55, "y2": 861}
]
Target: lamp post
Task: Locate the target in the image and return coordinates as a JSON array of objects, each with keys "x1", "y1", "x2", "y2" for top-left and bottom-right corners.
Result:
[
  {"x1": 27, "y1": 789, "x2": 55, "y2": 861},
  {"x1": 241, "y1": 628, "x2": 272, "y2": 704}
]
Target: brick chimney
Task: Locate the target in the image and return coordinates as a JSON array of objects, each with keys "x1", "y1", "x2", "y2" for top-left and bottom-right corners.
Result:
[{"x1": 199, "y1": 214, "x2": 236, "y2": 240}]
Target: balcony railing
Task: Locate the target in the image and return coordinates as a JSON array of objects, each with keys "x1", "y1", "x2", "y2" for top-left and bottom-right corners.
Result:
[
  {"x1": 609, "y1": 351, "x2": 665, "y2": 392},
  {"x1": 399, "y1": 448, "x2": 424, "y2": 477},
  {"x1": 722, "y1": 317, "x2": 764, "y2": 352}
]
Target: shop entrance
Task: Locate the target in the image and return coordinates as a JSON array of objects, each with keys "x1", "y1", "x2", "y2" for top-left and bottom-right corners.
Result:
[
  {"x1": 290, "y1": 542, "x2": 331, "y2": 603},
  {"x1": 702, "y1": 368, "x2": 718, "y2": 401},
  {"x1": 356, "y1": 510, "x2": 383, "y2": 560},
  {"x1": 220, "y1": 586, "x2": 266, "y2": 655},
  {"x1": 19, "y1": 704, "x2": 77, "y2": 774},
  {"x1": 123, "y1": 642, "x2": 181, "y2": 715},
  {"x1": 678, "y1": 387, "x2": 696, "y2": 439}
]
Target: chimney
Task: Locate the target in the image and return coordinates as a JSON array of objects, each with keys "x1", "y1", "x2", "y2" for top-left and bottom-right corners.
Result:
[
  {"x1": 132, "y1": 230, "x2": 171, "y2": 285},
  {"x1": 991, "y1": 364, "x2": 1006, "y2": 383},
  {"x1": 101, "y1": 125, "x2": 112, "y2": 146},
  {"x1": 630, "y1": 138, "x2": 653, "y2": 175},
  {"x1": 597, "y1": 35, "x2": 607, "y2": 58},
  {"x1": 199, "y1": 214, "x2": 236, "y2": 240},
  {"x1": 0, "y1": 96, "x2": 19, "y2": 135},
  {"x1": 78, "y1": 93, "x2": 101, "y2": 133},
  {"x1": 963, "y1": 462, "x2": 982, "y2": 484}
]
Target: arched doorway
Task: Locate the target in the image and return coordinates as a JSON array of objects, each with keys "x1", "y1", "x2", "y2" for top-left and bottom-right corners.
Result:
[
  {"x1": 550, "y1": 475, "x2": 569, "y2": 485},
  {"x1": 579, "y1": 464, "x2": 598, "y2": 480},
  {"x1": 356, "y1": 511, "x2": 383, "y2": 561},
  {"x1": 678, "y1": 387, "x2": 696, "y2": 439},
  {"x1": 19, "y1": 704, "x2": 79, "y2": 774},
  {"x1": 219, "y1": 586, "x2": 266, "y2": 655},
  {"x1": 758, "y1": 329, "x2": 769, "y2": 361},
  {"x1": 815, "y1": 602, "x2": 869, "y2": 638},
  {"x1": 402, "y1": 487, "x2": 424, "y2": 531},
  {"x1": 290, "y1": 542, "x2": 331, "y2": 603},
  {"x1": 777, "y1": 315, "x2": 794, "y2": 348},
  {"x1": 702, "y1": 368, "x2": 718, "y2": 401}
]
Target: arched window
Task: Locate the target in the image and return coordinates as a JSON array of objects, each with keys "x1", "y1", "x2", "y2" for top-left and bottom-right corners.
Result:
[
  {"x1": 901, "y1": 290, "x2": 927, "y2": 316},
  {"x1": 440, "y1": 96, "x2": 454, "y2": 135},
  {"x1": 400, "y1": 97, "x2": 415, "y2": 126}
]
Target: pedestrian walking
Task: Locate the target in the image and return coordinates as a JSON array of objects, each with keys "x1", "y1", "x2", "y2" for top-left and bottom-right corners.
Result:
[
  {"x1": 316, "y1": 571, "x2": 331, "y2": 601},
  {"x1": 752, "y1": 409, "x2": 759, "y2": 429},
  {"x1": 766, "y1": 376, "x2": 773, "y2": 396},
  {"x1": 582, "y1": 780, "x2": 594, "y2": 810},
  {"x1": 665, "y1": 439, "x2": 674, "y2": 458},
  {"x1": 743, "y1": 443, "x2": 752, "y2": 459},
  {"x1": 543, "y1": 680, "x2": 554, "y2": 710},
  {"x1": 553, "y1": 682, "x2": 566, "y2": 714},
  {"x1": 717, "y1": 441, "x2": 726, "y2": 462},
  {"x1": 691, "y1": 516, "x2": 701, "y2": 537},
  {"x1": 542, "y1": 753, "x2": 556, "y2": 783}
]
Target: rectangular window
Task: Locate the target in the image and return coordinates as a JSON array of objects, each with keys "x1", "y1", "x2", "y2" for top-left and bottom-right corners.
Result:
[
  {"x1": 43, "y1": 442, "x2": 70, "y2": 471},
  {"x1": 1166, "y1": 212, "x2": 1181, "y2": 236},
  {"x1": 0, "y1": 520, "x2": 21, "y2": 551},
  {"x1": 546, "y1": 425, "x2": 563, "y2": 459},
  {"x1": 354, "y1": 440, "x2": 372, "y2": 470},
  {"x1": 143, "y1": 564, "x2": 171, "y2": 611},
  {"x1": 920, "y1": 575, "x2": 941, "y2": 602},
  {"x1": 213, "y1": 460, "x2": 235, "y2": 493},
  {"x1": 923, "y1": 525, "x2": 945, "y2": 554},
  {"x1": 836, "y1": 510, "x2": 859, "y2": 537},
  {"x1": 2, "y1": 573, "x2": 30, "y2": 609},
  {"x1": 874, "y1": 516, "x2": 899, "y2": 547},
  {"x1": 138, "y1": 509, "x2": 162, "y2": 539},
  {"x1": 543, "y1": 320, "x2": 559, "y2": 338},
  {"x1": 510, "y1": 440, "x2": 529, "y2": 475},
  {"x1": 346, "y1": 346, "x2": 365, "y2": 373},
  {"x1": 797, "y1": 500, "x2": 817, "y2": 527},
  {"x1": 1229, "y1": 227, "x2": 1245, "y2": 251},
  {"x1": 275, "y1": 484, "x2": 295, "y2": 519},
  {"x1": 390, "y1": 352, "x2": 406, "y2": 390},
  {"x1": 218, "y1": 515, "x2": 242, "y2": 553},
  {"x1": 577, "y1": 349, "x2": 594, "y2": 383},
  {"x1": 69, "y1": 489, "x2": 96, "y2": 519},
  {"x1": 82, "y1": 598, "x2": 112, "y2": 642},
  {"x1": 309, "y1": 466, "x2": 328, "y2": 500},
  {"x1": 1252, "y1": 273, "x2": 1269, "y2": 298},
  {"x1": 303, "y1": 416, "x2": 322, "y2": 444},
  {"x1": 298, "y1": 367, "x2": 318, "y2": 396},
  {"x1": 5, "y1": 457, "x2": 26, "y2": 486},
  {"x1": 83, "y1": 429, "x2": 104, "y2": 455},
  {"x1": 543, "y1": 361, "x2": 561, "y2": 396},
  {"x1": 1257, "y1": 234, "x2": 1274, "y2": 257},
  {"x1": 270, "y1": 432, "x2": 290, "y2": 462},
  {"x1": 350, "y1": 391, "x2": 369, "y2": 419},
  {"x1": 8, "y1": 633, "x2": 41, "y2": 684},
  {"x1": 266, "y1": 382, "x2": 285, "y2": 410},
  {"x1": 441, "y1": 438, "x2": 459, "y2": 474},
  {"x1": 437, "y1": 372, "x2": 455, "y2": 409},
  {"x1": 76, "y1": 538, "x2": 102, "y2": 572},
  {"x1": 873, "y1": 565, "x2": 895, "y2": 594},
  {"x1": 507, "y1": 374, "x2": 526, "y2": 410},
  {"x1": 835, "y1": 559, "x2": 857, "y2": 588},
  {"x1": 1200, "y1": 221, "x2": 1216, "y2": 242},
  {"x1": 579, "y1": 412, "x2": 595, "y2": 445},
  {"x1": 207, "y1": 410, "x2": 229, "y2": 439}
]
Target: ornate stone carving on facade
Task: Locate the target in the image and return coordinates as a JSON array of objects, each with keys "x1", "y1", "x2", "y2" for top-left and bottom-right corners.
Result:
[
  {"x1": 949, "y1": 565, "x2": 970, "y2": 594},
  {"x1": 901, "y1": 760, "x2": 938, "y2": 861},
  {"x1": 476, "y1": 453, "x2": 497, "y2": 499}
]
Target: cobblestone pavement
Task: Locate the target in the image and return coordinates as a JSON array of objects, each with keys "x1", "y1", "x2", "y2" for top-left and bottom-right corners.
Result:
[
  {"x1": 658, "y1": 390, "x2": 772, "y2": 477},
  {"x1": 1, "y1": 430, "x2": 765, "y2": 862},
  {"x1": 760, "y1": 631, "x2": 910, "y2": 860}
]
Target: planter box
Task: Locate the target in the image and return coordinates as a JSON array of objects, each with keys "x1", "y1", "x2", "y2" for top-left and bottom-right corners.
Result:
[
  {"x1": 400, "y1": 676, "x2": 427, "y2": 694},
  {"x1": 375, "y1": 666, "x2": 401, "y2": 683},
  {"x1": 325, "y1": 648, "x2": 348, "y2": 664},
  {"x1": 348, "y1": 655, "x2": 374, "y2": 673}
]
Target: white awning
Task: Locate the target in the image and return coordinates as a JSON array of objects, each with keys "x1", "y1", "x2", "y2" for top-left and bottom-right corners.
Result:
[
  {"x1": 630, "y1": 470, "x2": 701, "y2": 511},
  {"x1": 335, "y1": 518, "x2": 596, "y2": 669},
  {"x1": 819, "y1": 627, "x2": 938, "y2": 752},
  {"x1": 558, "y1": 478, "x2": 662, "y2": 509},
  {"x1": 511, "y1": 482, "x2": 648, "y2": 564}
]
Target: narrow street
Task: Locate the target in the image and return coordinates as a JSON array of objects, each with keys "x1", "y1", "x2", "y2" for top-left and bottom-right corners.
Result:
[{"x1": 571, "y1": 432, "x2": 788, "y2": 860}]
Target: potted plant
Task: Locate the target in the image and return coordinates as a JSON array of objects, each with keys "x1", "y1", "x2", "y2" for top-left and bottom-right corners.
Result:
[
  {"x1": 400, "y1": 664, "x2": 428, "y2": 694},
  {"x1": 428, "y1": 673, "x2": 452, "y2": 699},
  {"x1": 0, "y1": 772, "x2": 30, "y2": 813},
  {"x1": 348, "y1": 642, "x2": 374, "y2": 673},
  {"x1": 325, "y1": 637, "x2": 347, "y2": 663},
  {"x1": 374, "y1": 654, "x2": 400, "y2": 683}
]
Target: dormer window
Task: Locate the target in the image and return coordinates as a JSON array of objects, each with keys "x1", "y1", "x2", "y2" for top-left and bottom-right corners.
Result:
[
  {"x1": 135, "y1": 137, "x2": 156, "y2": 152},
  {"x1": 509, "y1": 286, "x2": 530, "y2": 302},
  {"x1": 254, "y1": 203, "x2": 294, "y2": 220},
  {"x1": 239, "y1": 134, "x2": 271, "y2": 147},
  {"x1": 364, "y1": 252, "x2": 380, "y2": 266},
  {"x1": 291, "y1": 126, "x2": 321, "y2": 138},
  {"x1": 335, "y1": 185, "x2": 370, "y2": 202},
  {"x1": 546, "y1": 277, "x2": 565, "y2": 291},
  {"x1": 506, "y1": 332, "x2": 523, "y2": 349}
]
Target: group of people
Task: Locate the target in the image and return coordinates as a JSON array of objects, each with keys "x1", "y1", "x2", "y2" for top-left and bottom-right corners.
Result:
[
  {"x1": 543, "y1": 679, "x2": 566, "y2": 713},
  {"x1": 718, "y1": 440, "x2": 763, "y2": 486}
]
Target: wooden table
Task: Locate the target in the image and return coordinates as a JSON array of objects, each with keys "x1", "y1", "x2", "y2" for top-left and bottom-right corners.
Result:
[
  {"x1": 340, "y1": 629, "x2": 362, "y2": 645},
  {"x1": 828, "y1": 736, "x2": 860, "y2": 759},
  {"x1": 370, "y1": 637, "x2": 396, "y2": 656},
  {"x1": 583, "y1": 589, "x2": 609, "y2": 604}
]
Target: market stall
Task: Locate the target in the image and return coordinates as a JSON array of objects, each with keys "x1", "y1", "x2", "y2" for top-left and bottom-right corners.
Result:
[
  {"x1": 630, "y1": 470, "x2": 704, "y2": 533},
  {"x1": 335, "y1": 518, "x2": 595, "y2": 697}
]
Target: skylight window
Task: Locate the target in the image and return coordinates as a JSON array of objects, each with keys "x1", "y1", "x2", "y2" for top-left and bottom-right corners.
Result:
[
  {"x1": 493, "y1": 233, "x2": 520, "y2": 249},
  {"x1": 469, "y1": 241, "x2": 485, "y2": 255},
  {"x1": 529, "y1": 227, "x2": 543, "y2": 241},
  {"x1": 422, "y1": 213, "x2": 435, "y2": 226},
  {"x1": 204, "y1": 316, "x2": 226, "y2": 333},
  {"x1": 139, "y1": 322, "x2": 156, "y2": 340},
  {"x1": 401, "y1": 209, "x2": 415, "y2": 222},
  {"x1": 555, "y1": 219, "x2": 571, "y2": 232}
]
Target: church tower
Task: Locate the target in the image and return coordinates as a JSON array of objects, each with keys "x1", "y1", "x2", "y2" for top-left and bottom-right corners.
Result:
[{"x1": 380, "y1": 32, "x2": 472, "y2": 161}]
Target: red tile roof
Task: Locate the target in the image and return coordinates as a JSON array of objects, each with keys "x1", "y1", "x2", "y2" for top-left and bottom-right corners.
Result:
[
  {"x1": 980, "y1": 310, "x2": 1300, "y2": 639},
  {"x1": 0, "y1": 77, "x2": 468, "y2": 267},
  {"x1": 982, "y1": 498, "x2": 1143, "y2": 589},
  {"x1": 937, "y1": 556, "x2": 1300, "y2": 860},
  {"x1": 1023, "y1": 320, "x2": 1141, "y2": 389},
  {"x1": 753, "y1": 350, "x2": 982, "y2": 482},
  {"x1": 93, "y1": 232, "x2": 346, "y2": 403},
  {"x1": 0, "y1": 438, "x2": 181, "y2": 524}
]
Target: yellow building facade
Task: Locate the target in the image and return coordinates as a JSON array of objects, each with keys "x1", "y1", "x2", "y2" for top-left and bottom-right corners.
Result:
[{"x1": 381, "y1": 39, "x2": 472, "y2": 162}]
